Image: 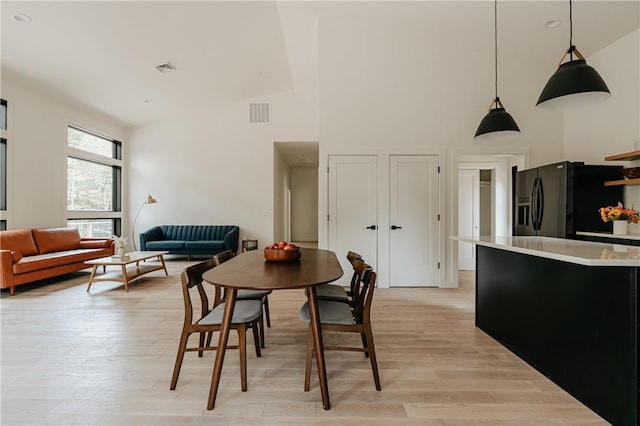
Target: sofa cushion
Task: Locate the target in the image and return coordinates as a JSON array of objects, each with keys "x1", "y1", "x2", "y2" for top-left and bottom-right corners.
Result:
[
  {"x1": 32, "y1": 228, "x2": 81, "y2": 254},
  {"x1": 79, "y1": 239, "x2": 112, "y2": 249},
  {"x1": 1, "y1": 229, "x2": 39, "y2": 256},
  {"x1": 146, "y1": 241, "x2": 186, "y2": 250},
  {"x1": 184, "y1": 241, "x2": 225, "y2": 250},
  {"x1": 13, "y1": 248, "x2": 111, "y2": 274}
]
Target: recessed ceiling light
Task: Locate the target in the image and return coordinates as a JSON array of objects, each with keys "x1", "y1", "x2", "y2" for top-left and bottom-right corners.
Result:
[
  {"x1": 545, "y1": 19, "x2": 561, "y2": 28},
  {"x1": 259, "y1": 71, "x2": 268, "y2": 76},
  {"x1": 13, "y1": 13, "x2": 32, "y2": 23},
  {"x1": 144, "y1": 99, "x2": 152, "y2": 104}
]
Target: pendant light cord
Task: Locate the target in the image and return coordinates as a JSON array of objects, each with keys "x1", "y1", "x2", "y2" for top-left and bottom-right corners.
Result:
[
  {"x1": 568, "y1": 0, "x2": 575, "y2": 60},
  {"x1": 494, "y1": 0, "x2": 499, "y2": 106}
]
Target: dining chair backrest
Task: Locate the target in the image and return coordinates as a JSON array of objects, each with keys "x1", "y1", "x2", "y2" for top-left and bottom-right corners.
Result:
[
  {"x1": 212, "y1": 249, "x2": 235, "y2": 267},
  {"x1": 181, "y1": 259, "x2": 222, "y2": 318},
  {"x1": 351, "y1": 259, "x2": 375, "y2": 322},
  {"x1": 347, "y1": 251, "x2": 364, "y2": 299},
  {"x1": 346, "y1": 250, "x2": 362, "y2": 265}
]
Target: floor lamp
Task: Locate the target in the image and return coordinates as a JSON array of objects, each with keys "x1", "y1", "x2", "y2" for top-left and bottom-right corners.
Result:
[{"x1": 131, "y1": 194, "x2": 157, "y2": 251}]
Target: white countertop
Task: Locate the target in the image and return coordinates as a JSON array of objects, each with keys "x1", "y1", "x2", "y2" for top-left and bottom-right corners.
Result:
[
  {"x1": 576, "y1": 231, "x2": 640, "y2": 241},
  {"x1": 452, "y1": 236, "x2": 640, "y2": 267}
]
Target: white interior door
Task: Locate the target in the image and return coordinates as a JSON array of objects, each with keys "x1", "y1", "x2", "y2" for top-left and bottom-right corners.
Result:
[
  {"x1": 328, "y1": 155, "x2": 377, "y2": 282},
  {"x1": 458, "y1": 169, "x2": 480, "y2": 270},
  {"x1": 389, "y1": 155, "x2": 439, "y2": 287}
]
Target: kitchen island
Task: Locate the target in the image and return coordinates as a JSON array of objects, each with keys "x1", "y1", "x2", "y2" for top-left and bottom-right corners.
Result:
[{"x1": 453, "y1": 236, "x2": 639, "y2": 425}]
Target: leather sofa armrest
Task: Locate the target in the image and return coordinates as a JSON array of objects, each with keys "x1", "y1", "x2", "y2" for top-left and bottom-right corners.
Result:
[
  {"x1": 223, "y1": 226, "x2": 240, "y2": 254},
  {"x1": 0, "y1": 250, "x2": 17, "y2": 288}
]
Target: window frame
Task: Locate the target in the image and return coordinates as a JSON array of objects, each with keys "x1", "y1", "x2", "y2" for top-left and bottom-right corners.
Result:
[
  {"x1": 66, "y1": 124, "x2": 123, "y2": 238},
  {"x1": 0, "y1": 98, "x2": 9, "y2": 230}
]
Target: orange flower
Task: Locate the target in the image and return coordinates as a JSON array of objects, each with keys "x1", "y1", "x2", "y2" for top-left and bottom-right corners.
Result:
[{"x1": 599, "y1": 202, "x2": 639, "y2": 224}]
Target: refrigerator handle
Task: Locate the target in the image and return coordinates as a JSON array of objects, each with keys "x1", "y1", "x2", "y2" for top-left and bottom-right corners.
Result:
[
  {"x1": 530, "y1": 178, "x2": 539, "y2": 230},
  {"x1": 536, "y1": 178, "x2": 544, "y2": 230}
]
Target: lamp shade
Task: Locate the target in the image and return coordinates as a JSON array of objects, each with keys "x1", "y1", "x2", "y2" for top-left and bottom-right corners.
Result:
[
  {"x1": 474, "y1": 107, "x2": 521, "y2": 141},
  {"x1": 536, "y1": 59, "x2": 610, "y2": 111}
]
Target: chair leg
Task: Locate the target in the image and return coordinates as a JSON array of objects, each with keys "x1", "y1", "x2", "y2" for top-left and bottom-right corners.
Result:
[
  {"x1": 198, "y1": 331, "x2": 206, "y2": 357},
  {"x1": 238, "y1": 325, "x2": 248, "y2": 392},
  {"x1": 170, "y1": 329, "x2": 190, "y2": 390},
  {"x1": 251, "y1": 320, "x2": 262, "y2": 357},
  {"x1": 364, "y1": 324, "x2": 381, "y2": 391},
  {"x1": 263, "y1": 295, "x2": 271, "y2": 328},
  {"x1": 361, "y1": 332, "x2": 369, "y2": 358},
  {"x1": 304, "y1": 324, "x2": 314, "y2": 392},
  {"x1": 205, "y1": 331, "x2": 213, "y2": 349},
  {"x1": 258, "y1": 314, "x2": 266, "y2": 349}
]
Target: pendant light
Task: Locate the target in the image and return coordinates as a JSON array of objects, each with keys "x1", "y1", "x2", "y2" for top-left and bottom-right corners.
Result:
[
  {"x1": 536, "y1": 0, "x2": 610, "y2": 110},
  {"x1": 474, "y1": 0, "x2": 520, "y2": 141}
]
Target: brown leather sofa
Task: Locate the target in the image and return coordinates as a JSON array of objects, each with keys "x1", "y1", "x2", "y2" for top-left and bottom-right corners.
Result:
[{"x1": 0, "y1": 228, "x2": 114, "y2": 296}]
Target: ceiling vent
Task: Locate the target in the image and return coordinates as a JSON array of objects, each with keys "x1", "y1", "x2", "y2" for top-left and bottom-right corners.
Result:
[
  {"x1": 249, "y1": 103, "x2": 270, "y2": 123},
  {"x1": 155, "y1": 62, "x2": 177, "y2": 74}
]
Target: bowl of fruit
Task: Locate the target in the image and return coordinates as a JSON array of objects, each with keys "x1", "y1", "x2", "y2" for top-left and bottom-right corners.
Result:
[{"x1": 264, "y1": 241, "x2": 302, "y2": 262}]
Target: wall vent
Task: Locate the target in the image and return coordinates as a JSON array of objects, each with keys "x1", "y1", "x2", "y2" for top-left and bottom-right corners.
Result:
[
  {"x1": 249, "y1": 103, "x2": 270, "y2": 123},
  {"x1": 155, "y1": 62, "x2": 177, "y2": 74}
]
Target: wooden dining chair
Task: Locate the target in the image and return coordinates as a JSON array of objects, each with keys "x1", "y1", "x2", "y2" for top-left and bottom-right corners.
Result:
[
  {"x1": 299, "y1": 259, "x2": 381, "y2": 391},
  {"x1": 170, "y1": 259, "x2": 263, "y2": 393},
  {"x1": 313, "y1": 250, "x2": 362, "y2": 305},
  {"x1": 213, "y1": 250, "x2": 271, "y2": 347}
]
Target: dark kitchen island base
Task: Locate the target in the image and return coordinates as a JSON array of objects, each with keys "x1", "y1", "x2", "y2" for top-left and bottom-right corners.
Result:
[{"x1": 476, "y1": 245, "x2": 638, "y2": 425}]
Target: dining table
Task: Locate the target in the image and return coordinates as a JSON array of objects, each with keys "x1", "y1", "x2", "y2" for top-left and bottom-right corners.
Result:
[{"x1": 202, "y1": 247, "x2": 344, "y2": 410}]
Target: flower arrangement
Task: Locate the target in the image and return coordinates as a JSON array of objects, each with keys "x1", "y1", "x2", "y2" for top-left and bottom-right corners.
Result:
[
  {"x1": 599, "y1": 202, "x2": 639, "y2": 224},
  {"x1": 112, "y1": 236, "x2": 128, "y2": 250}
]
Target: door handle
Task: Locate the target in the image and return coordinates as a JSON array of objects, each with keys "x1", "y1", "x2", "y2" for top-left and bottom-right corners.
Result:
[
  {"x1": 365, "y1": 225, "x2": 377, "y2": 230},
  {"x1": 390, "y1": 225, "x2": 403, "y2": 230}
]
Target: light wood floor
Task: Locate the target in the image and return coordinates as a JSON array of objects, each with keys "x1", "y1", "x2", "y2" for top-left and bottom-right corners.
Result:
[{"x1": 1, "y1": 259, "x2": 608, "y2": 425}]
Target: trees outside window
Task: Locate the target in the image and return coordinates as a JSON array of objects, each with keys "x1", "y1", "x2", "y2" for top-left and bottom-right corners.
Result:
[{"x1": 66, "y1": 126, "x2": 122, "y2": 238}]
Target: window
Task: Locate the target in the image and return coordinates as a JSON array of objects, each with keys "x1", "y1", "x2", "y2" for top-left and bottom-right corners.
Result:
[
  {"x1": 66, "y1": 125, "x2": 122, "y2": 238},
  {"x1": 1, "y1": 138, "x2": 6, "y2": 211},
  {"x1": 0, "y1": 99, "x2": 7, "y2": 130},
  {"x1": 1, "y1": 99, "x2": 7, "y2": 229}
]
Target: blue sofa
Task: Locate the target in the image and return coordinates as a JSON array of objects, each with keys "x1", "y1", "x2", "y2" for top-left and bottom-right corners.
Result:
[{"x1": 139, "y1": 225, "x2": 239, "y2": 258}]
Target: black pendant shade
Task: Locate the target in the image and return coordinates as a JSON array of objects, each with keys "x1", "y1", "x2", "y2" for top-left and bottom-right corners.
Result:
[
  {"x1": 475, "y1": 106, "x2": 521, "y2": 140},
  {"x1": 536, "y1": 58, "x2": 610, "y2": 110},
  {"x1": 536, "y1": 0, "x2": 610, "y2": 111},
  {"x1": 474, "y1": 0, "x2": 520, "y2": 141}
]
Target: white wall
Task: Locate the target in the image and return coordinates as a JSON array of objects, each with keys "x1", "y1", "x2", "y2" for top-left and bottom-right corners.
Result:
[
  {"x1": 273, "y1": 145, "x2": 289, "y2": 244},
  {"x1": 290, "y1": 167, "x2": 318, "y2": 242},
  {"x1": 0, "y1": 72, "x2": 127, "y2": 230},
  {"x1": 316, "y1": 14, "x2": 566, "y2": 286},
  {"x1": 564, "y1": 29, "x2": 640, "y2": 234},
  {"x1": 126, "y1": 91, "x2": 319, "y2": 250}
]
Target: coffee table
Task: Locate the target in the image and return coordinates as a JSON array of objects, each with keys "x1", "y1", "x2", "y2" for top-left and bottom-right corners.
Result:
[{"x1": 85, "y1": 251, "x2": 169, "y2": 292}]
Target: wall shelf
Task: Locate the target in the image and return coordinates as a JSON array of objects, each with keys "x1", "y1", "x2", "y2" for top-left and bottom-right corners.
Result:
[
  {"x1": 604, "y1": 150, "x2": 640, "y2": 161},
  {"x1": 604, "y1": 178, "x2": 640, "y2": 186},
  {"x1": 604, "y1": 150, "x2": 640, "y2": 186}
]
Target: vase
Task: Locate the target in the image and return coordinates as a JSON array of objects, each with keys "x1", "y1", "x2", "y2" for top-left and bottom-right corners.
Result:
[
  {"x1": 613, "y1": 220, "x2": 628, "y2": 235},
  {"x1": 116, "y1": 247, "x2": 125, "y2": 257}
]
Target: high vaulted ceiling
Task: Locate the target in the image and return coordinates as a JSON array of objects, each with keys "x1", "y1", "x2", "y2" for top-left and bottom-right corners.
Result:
[{"x1": 2, "y1": 1, "x2": 639, "y2": 128}]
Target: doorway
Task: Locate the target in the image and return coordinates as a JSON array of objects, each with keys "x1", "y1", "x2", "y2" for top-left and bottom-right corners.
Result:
[
  {"x1": 273, "y1": 142, "x2": 319, "y2": 246},
  {"x1": 457, "y1": 154, "x2": 526, "y2": 271}
]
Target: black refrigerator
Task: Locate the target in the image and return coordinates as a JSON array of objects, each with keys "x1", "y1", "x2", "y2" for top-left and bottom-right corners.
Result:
[{"x1": 513, "y1": 161, "x2": 623, "y2": 238}]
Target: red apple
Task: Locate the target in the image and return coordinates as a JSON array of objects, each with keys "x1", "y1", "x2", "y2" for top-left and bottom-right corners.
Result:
[
  {"x1": 277, "y1": 241, "x2": 287, "y2": 249},
  {"x1": 283, "y1": 243, "x2": 298, "y2": 250},
  {"x1": 267, "y1": 244, "x2": 278, "y2": 250}
]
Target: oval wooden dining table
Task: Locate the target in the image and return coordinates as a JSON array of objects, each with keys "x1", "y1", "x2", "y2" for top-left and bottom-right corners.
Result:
[{"x1": 202, "y1": 248, "x2": 344, "y2": 410}]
